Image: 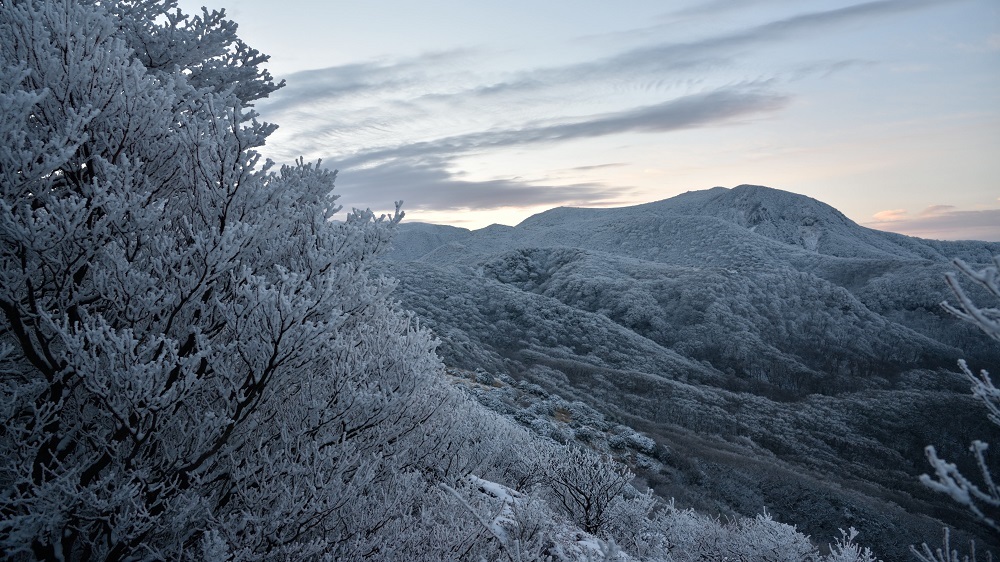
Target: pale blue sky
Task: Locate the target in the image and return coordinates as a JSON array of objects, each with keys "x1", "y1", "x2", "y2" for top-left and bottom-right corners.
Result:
[{"x1": 179, "y1": 0, "x2": 1000, "y2": 239}]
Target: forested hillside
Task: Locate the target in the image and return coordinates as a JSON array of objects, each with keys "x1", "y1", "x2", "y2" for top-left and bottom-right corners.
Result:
[{"x1": 382, "y1": 186, "x2": 1000, "y2": 560}]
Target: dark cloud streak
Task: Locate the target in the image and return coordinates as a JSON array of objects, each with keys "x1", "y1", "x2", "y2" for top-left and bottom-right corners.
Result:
[
  {"x1": 667, "y1": 0, "x2": 793, "y2": 18},
  {"x1": 333, "y1": 89, "x2": 790, "y2": 168},
  {"x1": 333, "y1": 156, "x2": 633, "y2": 212}
]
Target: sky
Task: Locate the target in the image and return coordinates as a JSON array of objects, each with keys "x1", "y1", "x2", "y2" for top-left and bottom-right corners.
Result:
[{"x1": 179, "y1": 0, "x2": 1000, "y2": 240}]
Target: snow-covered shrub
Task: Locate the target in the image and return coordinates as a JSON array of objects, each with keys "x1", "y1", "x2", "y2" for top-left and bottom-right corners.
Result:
[
  {"x1": 543, "y1": 447, "x2": 633, "y2": 535},
  {"x1": 603, "y1": 489, "x2": 659, "y2": 555},
  {"x1": 826, "y1": 528, "x2": 881, "y2": 562},
  {"x1": 650, "y1": 504, "x2": 882, "y2": 562},
  {"x1": 609, "y1": 434, "x2": 630, "y2": 450},
  {"x1": 477, "y1": 367, "x2": 497, "y2": 386},
  {"x1": 625, "y1": 432, "x2": 657, "y2": 454},
  {"x1": 575, "y1": 426, "x2": 597, "y2": 442},
  {"x1": 911, "y1": 528, "x2": 988, "y2": 562},
  {"x1": 634, "y1": 453, "x2": 657, "y2": 470}
]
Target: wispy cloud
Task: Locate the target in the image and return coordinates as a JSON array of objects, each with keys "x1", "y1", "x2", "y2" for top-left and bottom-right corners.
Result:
[
  {"x1": 260, "y1": 0, "x2": 943, "y2": 149},
  {"x1": 331, "y1": 88, "x2": 789, "y2": 167},
  {"x1": 957, "y1": 33, "x2": 1000, "y2": 53},
  {"x1": 258, "y1": 49, "x2": 479, "y2": 115},
  {"x1": 790, "y1": 59, "x2": 875, "y2": 79},
  {"x1": 667, "y1": 0, "x2": 793, "y2": 19},
  {"x1": 566, "y1": 163, "x2": 627, "y2": 172},
  {"x1": 865, "y1": 205, "x2": 1000, "y2": 241},
  {"x1": 584, "y1": 0, "x2": 955, "y2": 75}
]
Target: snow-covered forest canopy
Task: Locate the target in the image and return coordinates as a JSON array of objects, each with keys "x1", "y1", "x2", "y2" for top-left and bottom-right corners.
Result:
[{"x1": 0, "y1": 1, "x2": 997, "y2": 561}]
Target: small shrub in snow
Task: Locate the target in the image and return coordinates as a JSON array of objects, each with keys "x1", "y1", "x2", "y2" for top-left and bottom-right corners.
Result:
[
  {"x1": 625, "y1": 433, "x2": 657, "y2": 454},
  {"x1": 609, "y1": 435, "x2": 630, "y2": 450}
]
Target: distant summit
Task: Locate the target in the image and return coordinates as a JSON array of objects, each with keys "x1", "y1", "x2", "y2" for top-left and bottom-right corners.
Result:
[
  {"x1": 650, "y1": 184, "x2": 855, "y2": 252},
  {"x1": 394, "y1": 185, "x2": 999, "y2": 265}
]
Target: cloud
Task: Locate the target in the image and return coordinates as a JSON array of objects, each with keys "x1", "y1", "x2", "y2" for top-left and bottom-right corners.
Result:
[
  {"x1": 508, "y1": 90, "x2": 789, "y2": 140},
  {"x1": 871, "y1": 208, "x2": 908, "y2": 222},
  {"x1": 587, "y1": 0, "x2": 954, "y2": 76},
  {"x1": 872, "y1": 204, "x2": 959, "y2": 222},
  {"x1": 790, "y1": 59, "x2": 875, "y2": 79},
  {"x1": 257, "y1": 49, "x2": 477, "y2": 115},
  {"x1": 919, "y1": 204, "x2": 957, "y2": 216},
  {"x1": 589, "y1": 0, "x2": 949, "y2": 55},
  {"x1": 957, "y1": 33, "x2": 1000, "y2": 53},
  {"x1": 566, "y1": 163, "x2": 627, "y2": 172},
  {"x1": 474, "y1": 0, "x2": 942, "y2": 103},
  {"x1": 864, "y1": 207, "x2": 1000, "y2": 241},
  {"x1": 330, "y1": 88, "x2": 790, "y2": 167},
  {"x1": 331, "y1": 156, "x2": 633, "y2": 213},
  {"x1": 668, "y1": 0, "x2": 792, "y2": 18}
]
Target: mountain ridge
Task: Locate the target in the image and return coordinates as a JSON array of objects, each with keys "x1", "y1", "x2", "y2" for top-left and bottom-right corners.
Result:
[
  {"x1": 395, "y1": 185, "x2": 999, "y2": 264},
  {"x1": 381, "y1": 185, "x2": 1000, "y2": 560}
]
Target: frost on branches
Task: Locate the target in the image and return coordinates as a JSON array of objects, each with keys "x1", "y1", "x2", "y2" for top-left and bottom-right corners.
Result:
[
  {"x1": 921, "y1": 257, "x2": 1000, "y2": 532},
  {"x1": 0, "y1": 0, "x2": 449, "y2": 559}
]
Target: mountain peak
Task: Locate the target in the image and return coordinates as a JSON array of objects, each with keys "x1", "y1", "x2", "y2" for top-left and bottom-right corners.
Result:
[
  {"x1": 690, "y1": 185, "x2": 854, "y2": 251},
  {"x1": 511, "y1": 185, "x2": 995, "y2": 260}
]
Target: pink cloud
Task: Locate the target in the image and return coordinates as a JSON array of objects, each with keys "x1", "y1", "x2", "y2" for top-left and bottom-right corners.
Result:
[
  {"x1": 864, "y1": 208, "x2": 1000, "y2": 241},
  {"x1": 918, "y1": 204, "x2": 956, "y2": 217},
  {"x1": 870, "y1": 208, "x2": 908, "y2": 222}
]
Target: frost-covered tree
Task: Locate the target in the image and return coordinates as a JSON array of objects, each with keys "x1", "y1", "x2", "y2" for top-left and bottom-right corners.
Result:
[
  {"x1": 0, "y1": 1, "x2": 461, "y2": 559},
  {"x1": 543, "y1": 447, "x2": 632, "y2": 535},
  {"x1": 921, "y1": 257, "x2": 1000, "y2": 532}
]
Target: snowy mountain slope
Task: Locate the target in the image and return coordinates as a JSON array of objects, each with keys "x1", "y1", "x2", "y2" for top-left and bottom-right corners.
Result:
[
  {"x1": 381, "y1": 221, "x2": 472, "y2": 262},
  {"x1": 480, "y1": 246, "x2": 961, "y2": 397},
  {"x1": 388, "y1": 186, "x2": 1000, "y2": 367},
  {"x1": 395, "y1": 183, "x2": 998, "y2": 266},
  {"x1": 384, "y1": 258, "x2": 996, "y2": 559},
  {"x1": 505, "y1": 356, "x2": 988, "y2": 562},
  {"x1": 632, "y1": 184, "x2": 920, "y2": 259},
  {"x1": 384, "y1": 261, "x2": 726, "y2": 388},
  {"x1": 381, "y1": 185, "x2": 1000, "y2": 559},
  {"x1": 588, "y1": 184, "x2": 998, "y2": 261},
  {"x1": 395, "y1": 187, "x2": 998, "y2": 273}
]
